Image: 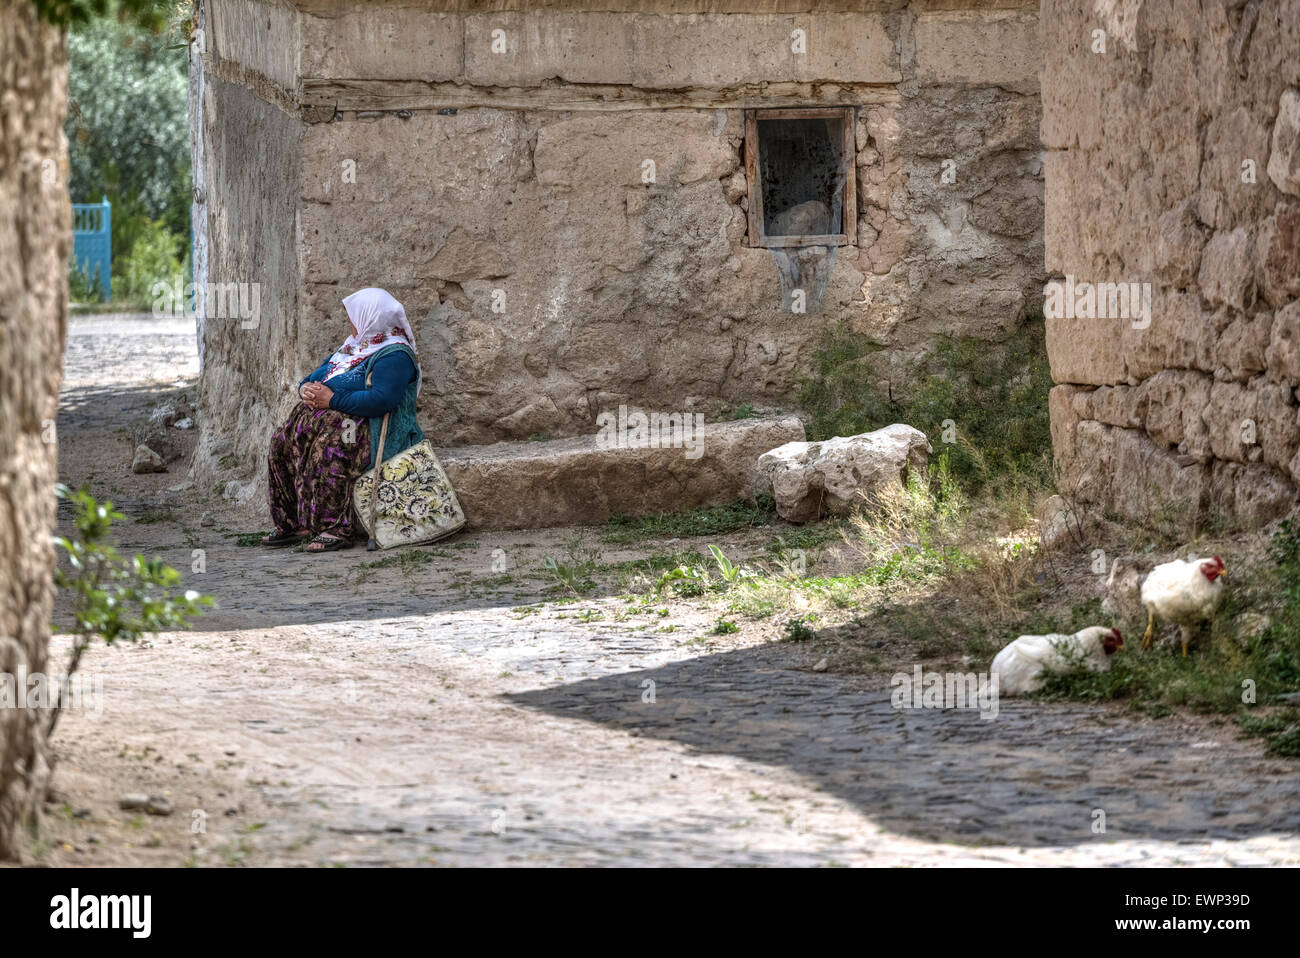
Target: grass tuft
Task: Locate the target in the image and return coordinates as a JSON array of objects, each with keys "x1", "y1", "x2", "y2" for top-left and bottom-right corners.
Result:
[{"x1": 601, "y1": 496, "x2": 777, "y2": 543}]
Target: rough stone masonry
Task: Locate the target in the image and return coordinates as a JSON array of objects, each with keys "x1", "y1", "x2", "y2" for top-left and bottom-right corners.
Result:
[
  {"x1": 1043, "y1": 0, "x2": 1300, "y2": 529},
  {"x1": 190, "y1": 0, "x2": 1044, "y2": 514}
]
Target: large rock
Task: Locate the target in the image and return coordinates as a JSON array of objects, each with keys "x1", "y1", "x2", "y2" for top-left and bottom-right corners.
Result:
[
  {"x1": 1100, "y1": 556, "x2": 1150, "y2": 624},
  {"x1": 755, "y1": 424, "x2": 931, "y2": 523},
  {"x1": 148, "y1": 396, "x2": 194, "y2": 428},
  {"x1": 131, "y1": 444, "x2": 165, "y2": 474},
  {"x1": 439, "y1": 416, "x2": 805, "y2": 530},
  {"x1": 1038, "y1": 493, "x2": 1080, "y2": 549}
]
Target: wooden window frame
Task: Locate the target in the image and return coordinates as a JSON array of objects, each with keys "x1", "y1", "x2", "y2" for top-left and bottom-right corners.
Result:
[{"x1": 744, "y1": 107, "x2": 857, "y2": 248}]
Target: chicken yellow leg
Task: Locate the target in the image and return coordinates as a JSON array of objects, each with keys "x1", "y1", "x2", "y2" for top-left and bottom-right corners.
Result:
[{"x1": 1142, "y1": 610, "x2": 1156, "y2": 650}]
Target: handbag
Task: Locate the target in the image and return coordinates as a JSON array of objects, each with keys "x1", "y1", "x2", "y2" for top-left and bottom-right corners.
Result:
[{"x1": 352, "y1": 370, "x2": 466, "y2": 551}]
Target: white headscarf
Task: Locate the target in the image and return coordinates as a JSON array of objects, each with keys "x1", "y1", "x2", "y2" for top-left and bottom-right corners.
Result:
[{"x1": 323, "y1": 288, "x2": 421, "y2": 395}]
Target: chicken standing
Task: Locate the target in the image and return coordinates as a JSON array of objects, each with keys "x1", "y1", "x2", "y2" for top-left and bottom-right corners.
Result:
[
  {"x1": 1140, "y1": 555, "x2": 1226, "y2": 656},
  {"x1": 990, "y1": 626, "x2": 1124, "y2": 696}
]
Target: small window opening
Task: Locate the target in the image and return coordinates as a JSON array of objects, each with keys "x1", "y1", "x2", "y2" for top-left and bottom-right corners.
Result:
[{"x1": 744, "y1": 107, "x2": 856, "y2": 248}]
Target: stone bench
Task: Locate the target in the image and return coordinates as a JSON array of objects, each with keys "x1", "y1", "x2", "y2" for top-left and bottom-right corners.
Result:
[{"x1": 436, "y1": 416, "x2": 805, "y2": 530}]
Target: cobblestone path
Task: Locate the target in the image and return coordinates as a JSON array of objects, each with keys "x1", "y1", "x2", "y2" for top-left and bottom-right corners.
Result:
[{"x1": 37, "y1": 313, "x2": 1300, "y2": 867}]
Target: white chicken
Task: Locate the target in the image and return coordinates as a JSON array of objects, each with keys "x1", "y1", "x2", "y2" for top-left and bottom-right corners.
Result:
[
  {"x1": 1140, "y1": 555, "x2": 1226, "y2": 656},
  {"x1": 990, "y1": 626, "x2": 1124, "y2": 696}
]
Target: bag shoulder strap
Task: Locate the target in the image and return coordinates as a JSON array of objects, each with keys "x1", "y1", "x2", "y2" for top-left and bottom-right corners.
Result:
[{"x1": 365, "y1": 367, "x2": 391, "y2": 552}]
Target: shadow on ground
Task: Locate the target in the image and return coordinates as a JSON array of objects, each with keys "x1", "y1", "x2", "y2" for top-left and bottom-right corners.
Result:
[{"x1": 506, "y1": 641, "x2": 1300, "y2": 847}]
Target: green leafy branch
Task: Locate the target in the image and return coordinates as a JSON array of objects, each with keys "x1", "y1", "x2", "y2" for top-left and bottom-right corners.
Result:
[{"x1": 50, "y1": 484, "x2": 211, "y2": 737}]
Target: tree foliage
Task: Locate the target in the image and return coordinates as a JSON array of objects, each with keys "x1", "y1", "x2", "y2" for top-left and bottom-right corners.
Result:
[
  {"x1": 65, "y1": 3, "x2": 192, "y2": 260},
  {"x1": 32, "y1": 0, "x2": 176, "y2": 31}
]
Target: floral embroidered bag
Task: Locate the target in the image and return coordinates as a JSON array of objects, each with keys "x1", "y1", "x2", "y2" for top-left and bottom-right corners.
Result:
[{"x1": 352, "y1": 372, "x2": 465, "y2": 550}]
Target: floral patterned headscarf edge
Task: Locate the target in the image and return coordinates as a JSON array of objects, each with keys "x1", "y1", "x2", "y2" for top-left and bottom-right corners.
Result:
[{"x1": 323, "y1": 288, "x2": 421, "y2": 395}]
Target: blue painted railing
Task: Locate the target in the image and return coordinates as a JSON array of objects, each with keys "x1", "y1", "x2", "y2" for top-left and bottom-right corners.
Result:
[{"x1": 72, "y1": 196, "x2": 112, "y2": 300}]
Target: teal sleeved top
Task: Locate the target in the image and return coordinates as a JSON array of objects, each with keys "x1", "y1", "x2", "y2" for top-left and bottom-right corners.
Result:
[{"x1": 300, "y1": 343, "x2": 424, "y2": 466}]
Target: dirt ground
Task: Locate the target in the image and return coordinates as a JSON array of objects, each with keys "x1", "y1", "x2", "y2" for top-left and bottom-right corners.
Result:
[{"x1": 22, "y1": 312, "x2": 1300, "y2": 867}]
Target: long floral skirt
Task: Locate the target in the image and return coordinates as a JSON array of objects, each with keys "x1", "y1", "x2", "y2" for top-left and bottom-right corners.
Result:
[{"x1": 268, "y1": 404, "x2": 371, "y2": 538}]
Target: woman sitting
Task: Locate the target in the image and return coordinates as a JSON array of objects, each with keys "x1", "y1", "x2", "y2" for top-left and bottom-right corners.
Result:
[{"x1": 262, "y1": 287, "x2": 424, "y2": 553}]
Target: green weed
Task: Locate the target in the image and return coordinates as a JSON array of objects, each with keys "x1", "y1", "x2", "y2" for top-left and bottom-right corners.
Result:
[
  {"x1": 796, "y1": 317, "x2": 1053, "y2": 492},
  {"x1": 542, "y1": 537, "x2": 601, "y2": 595},
  {"x1": 655, "y1": 564, "x2": 710, "y2": 597},
  {"x1": 602, "y1": 496, "x2": 776, "y2": 543},
  {"x1": 782, "y1": 616, "x2": 818, "y2": 642}
]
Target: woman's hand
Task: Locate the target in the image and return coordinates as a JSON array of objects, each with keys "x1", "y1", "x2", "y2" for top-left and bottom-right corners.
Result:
[{"x1": 300, "y1": 382, "x2": 334, "y2": 410}]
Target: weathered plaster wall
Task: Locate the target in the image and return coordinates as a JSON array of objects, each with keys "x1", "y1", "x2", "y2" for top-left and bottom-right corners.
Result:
[
  {"x1": 1043, "y1": 0, "x2": 1300, "y2": 529},
  {"x1": 192, "y1": 73, "x2": 305, "y2": 492},
  {"x1": 195, "y1": 0, "x2": 1043, "y2": 507}
]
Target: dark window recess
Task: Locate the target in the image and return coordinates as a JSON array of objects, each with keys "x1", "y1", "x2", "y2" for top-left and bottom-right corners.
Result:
[
  {"x1": 744, "y1": 108, "x2": 856, "y2": 248},
  {"x1": 759, "y1": 118, "x2": 841, "y2": 234}
]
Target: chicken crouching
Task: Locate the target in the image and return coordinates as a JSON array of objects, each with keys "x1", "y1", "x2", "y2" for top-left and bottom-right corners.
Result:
[{"x1": 990, "y1": 626, "x2": 1124, "y2": 697}]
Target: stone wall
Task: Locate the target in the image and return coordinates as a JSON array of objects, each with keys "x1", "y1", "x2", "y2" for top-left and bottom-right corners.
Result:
[
  {"x1": 194, "y1": 0, "x2": 1044, "y2": 508},
  {"x1": 191, "y1": 73, "x2": 306, "y2": 492},
  {"x1": 0, "y1": 0, "x2": 68, "y2": 858},
  {"x1": 1043, "y1": 0, "x2": 1300, "y2": 530}
]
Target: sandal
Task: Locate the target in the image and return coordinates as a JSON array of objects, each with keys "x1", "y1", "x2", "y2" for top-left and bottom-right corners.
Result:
[
  {"x1": 262, "y1": 529, "x2": 308, "y2": 548},
  {"x1": 305, "y1": 533, "x2": 353, "y2": 553}
]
